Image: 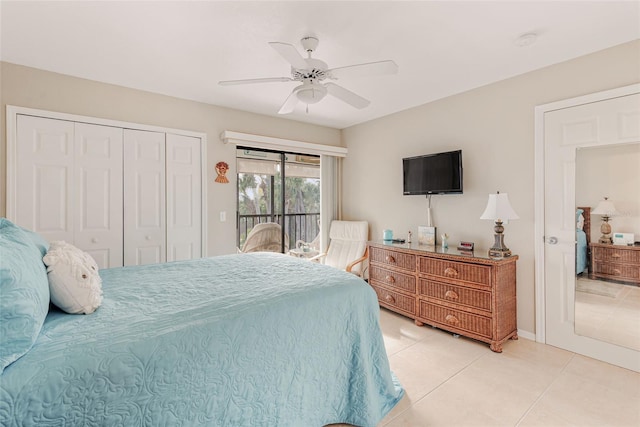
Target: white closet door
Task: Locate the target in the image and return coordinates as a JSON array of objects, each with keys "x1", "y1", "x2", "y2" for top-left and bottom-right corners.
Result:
[
  {"x1": 123, "y1": 129, "x2": 166, "y2": 266},
  {"x1": 74, "y1": 123, "x2": 124, "y2": 268},
  {"x1": 166, "y1": 134, "x2": 202, "y2": 261},
  {"x1": 15, "y1": 115, "x2": 74, "y2": 242}
]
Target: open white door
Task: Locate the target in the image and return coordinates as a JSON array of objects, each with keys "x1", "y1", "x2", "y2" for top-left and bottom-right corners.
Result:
[{"x1": 542, "y1": 90, "x2": 639, "y2": 372}]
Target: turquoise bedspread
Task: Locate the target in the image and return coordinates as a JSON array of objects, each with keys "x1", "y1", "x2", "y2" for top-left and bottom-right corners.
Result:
[{"x1": 0, "y1": 253, "x2": 403, "y2": 426}]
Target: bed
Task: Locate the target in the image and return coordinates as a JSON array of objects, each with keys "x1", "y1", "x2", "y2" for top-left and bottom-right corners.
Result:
[
  {"x1": 576, "y1": 206, "x2": 591, "y2": 275},
  {"x1": 0, "y1": 219, "x2": 403, "y2": 426}
]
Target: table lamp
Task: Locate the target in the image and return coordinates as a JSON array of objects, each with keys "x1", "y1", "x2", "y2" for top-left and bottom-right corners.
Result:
[
  {"x1": 592, "y1": 197, "x2": 618, "y2": 244},
  {"x1": 480, "y1": 192, "x2": 519, "y2": 258}
]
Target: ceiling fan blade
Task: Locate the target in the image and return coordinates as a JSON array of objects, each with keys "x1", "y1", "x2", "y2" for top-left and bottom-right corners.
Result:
[
  {"x1": 325, "y1": 83, "x2": 370, "y2": 109},
  {"x1": 278, "y1": 89, "x2": 299, "y2": 114},
  {"x1": 327, "y1": 60, "x2": 398, "y2": 80},
  {"x1": 269, "y1": 42, "x2": 308, "y2": 70},
  {"x1": 218, "y1": 77, "x2": 292, "y2": 86}
]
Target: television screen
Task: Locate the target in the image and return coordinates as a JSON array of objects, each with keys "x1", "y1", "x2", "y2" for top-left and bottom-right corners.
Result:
[{"x1": 403, "y1": 150, "x2": 463, "y2": 195}]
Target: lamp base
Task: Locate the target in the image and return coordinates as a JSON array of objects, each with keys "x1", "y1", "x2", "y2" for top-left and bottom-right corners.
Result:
[
  {"x1": 488, "y1": 220, "x2": 512, "y2": 259},
  {"x1": 598, "y1": 217, "x2": 613, "y2": 244},
  {"x1": 488, "y1": 247, "x2": 512, "y2": 259}
]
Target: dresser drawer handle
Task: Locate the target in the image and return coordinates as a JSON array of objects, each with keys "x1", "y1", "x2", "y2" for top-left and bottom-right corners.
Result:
[
  {"x1": 385, "y1": 255, "x2": 396, "y2": 263},
  {"x1": 385, "y1": 294, "x2": 396, "y2": 304},
  {"x1": 444, "y1": 267, "x2": 458, "y2": 277},
  {"x1": 611, "y1": 253, "x2": 622, "y2": 258},
  {"x1": 445, "y1": 290, "x2": 459, "y2": 300},
  {"x1": 445, "y1": 314, "x2": 459, "y2": 325},
  {"x1": 613, "y1": 269, "x2": 621, "y2": 275},
  {"x1": 385, "y1": 275, "x2": 396, "y2": 283}
]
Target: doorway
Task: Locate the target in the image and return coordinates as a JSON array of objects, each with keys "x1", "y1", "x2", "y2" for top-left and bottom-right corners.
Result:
[
  {"x1": 535, "y1": 84, "x2": 640, "y2": 372},
  {"x1": 236, "y1": 148, "x2": 320, "y2": 254}
]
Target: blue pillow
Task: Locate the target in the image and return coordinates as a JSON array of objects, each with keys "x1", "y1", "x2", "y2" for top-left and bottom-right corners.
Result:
[
  {"x1": 18, "y1": 225, "x2": 49, "y2": 257},
  {"x1": 0, "y1": 218, "x2": 50, "y2": 374}
]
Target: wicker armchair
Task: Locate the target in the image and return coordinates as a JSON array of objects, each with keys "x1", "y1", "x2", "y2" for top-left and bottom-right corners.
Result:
[{"x1": 309, "y1": 220, "x2": 368, "y2": 276}]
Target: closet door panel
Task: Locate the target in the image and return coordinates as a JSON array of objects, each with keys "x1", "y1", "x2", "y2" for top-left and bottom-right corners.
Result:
[
  {"x1": 166, "y1": 134, "x2": 202, "y2": 261},
  {"x1": 124, "y1": 129, "x2": 166, "y2": 266},
  {"x1": 15, "y1": 115, "x2": 74, "y2": 242},
  {"x1": 74, "y1": 123, "x2": 124, "y2": 268}
]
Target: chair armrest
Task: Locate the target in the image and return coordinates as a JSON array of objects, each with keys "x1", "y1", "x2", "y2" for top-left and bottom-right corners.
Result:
[
  {"x1": 308, "y1": 252, "x2": 327, "y2": 262},
  {"x1": 345, "y1": 247, "x2": 369, "y2": 275}
]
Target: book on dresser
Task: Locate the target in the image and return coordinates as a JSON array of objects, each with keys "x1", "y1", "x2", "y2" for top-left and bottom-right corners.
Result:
[{"x1": 367, "y1": 241, "x2": 518, "y2": 353}]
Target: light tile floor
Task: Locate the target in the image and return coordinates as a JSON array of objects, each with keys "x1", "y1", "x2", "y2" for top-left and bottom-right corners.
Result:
[
  {"x1": 377, "y1": 308, "x2": 640, "y2": 427},
  {"x1": 575, "y1": 277, "x2": 640, "y2": 351}
]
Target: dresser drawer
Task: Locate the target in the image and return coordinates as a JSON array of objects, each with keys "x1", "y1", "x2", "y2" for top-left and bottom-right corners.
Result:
[
  {"x1": 369, "y1": 246, "x2": 416, "y2": 272},
  {"x1": 370, "y1": 266, "x2": 416, "y2": 293},
  {"x1": 419, "y1": 279, "x2": 491, "y2": 312},
  {"x1": 370, "y1": 284, "x2": 416, "y2": 315},
  {"x1": 418, "y1": 300, "x2": 491, "y2": 338},
  {"x1": 592, "y1": 246, "x2": 640, "y2": 265},
  {"x1": 592, "y1": 262, "x2": 640, "y2": 280},
  {"x1": 418, "y1": 257, "x2": 491, "y2": 286}
]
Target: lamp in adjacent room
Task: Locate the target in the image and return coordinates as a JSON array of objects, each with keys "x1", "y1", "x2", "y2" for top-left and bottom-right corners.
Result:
[
  {"x1": 592, "y1": 197, "x2": 619, "y2": 244},
  {"x1": 480, "y1": 192, "x2": 519, "y2": 258}
]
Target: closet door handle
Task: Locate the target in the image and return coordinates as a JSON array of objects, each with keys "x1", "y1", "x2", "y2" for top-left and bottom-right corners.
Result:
[
  {"x1": 91, "y1": 238, "x2": 98, "y2": 243},
  {"x1": 145, "y1": 235, "x2": 152, "y2": 241}
]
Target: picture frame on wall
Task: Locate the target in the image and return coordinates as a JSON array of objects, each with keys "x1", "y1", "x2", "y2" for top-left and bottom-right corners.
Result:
[{"x1": 418, "y1": 226, "x2": 436, "y2": 246}]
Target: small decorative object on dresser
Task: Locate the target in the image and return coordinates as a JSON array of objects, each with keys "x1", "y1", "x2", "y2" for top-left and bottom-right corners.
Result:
[
  {"x1": 589, "y1": 242, "x2": 640, "y2": 285},
  {"x1": 418, "y1": 226, "x2": 436, "y2": 246},
  {"x1": 367, "y1": 241, "x2": 518, "y2": 352}
]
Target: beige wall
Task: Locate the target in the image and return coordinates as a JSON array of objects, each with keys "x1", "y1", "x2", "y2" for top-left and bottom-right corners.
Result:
[
  {"x1": 341, "y1": 40, "x2": 640, "y2": 336},
  {"x1": 0, "y1": 62, "x2": 341, "y2": 256}
]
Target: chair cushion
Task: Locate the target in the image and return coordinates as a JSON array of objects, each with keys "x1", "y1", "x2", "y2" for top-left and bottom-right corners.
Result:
[
  {"x1": 326, "y1": 221, "x2": 368, "y2": 273},
  {"x1": 329, "y1": 221, "x2": 369, "y2": 241}
]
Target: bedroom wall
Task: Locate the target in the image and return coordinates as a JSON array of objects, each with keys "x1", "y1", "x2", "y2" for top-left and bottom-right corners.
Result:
[
  {"x1": 341, "y1": 40, "x2": 640, "y2": 337},
  {"x1": 0, "y1": 62, "x2": 341, "y2": 256},
  {"x1": 576, "y1": 143, "x2": 640, "y2": 242}
]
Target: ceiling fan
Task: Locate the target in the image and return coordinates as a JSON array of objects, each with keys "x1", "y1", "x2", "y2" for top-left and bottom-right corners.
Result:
[{"x1": 219, "y1": 36, "x2": 398, "y2": 114}]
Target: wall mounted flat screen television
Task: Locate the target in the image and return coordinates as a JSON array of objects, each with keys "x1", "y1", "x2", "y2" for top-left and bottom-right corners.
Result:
[{"x1": 403, "y1": 150, "x2": 463, "y2": 195}]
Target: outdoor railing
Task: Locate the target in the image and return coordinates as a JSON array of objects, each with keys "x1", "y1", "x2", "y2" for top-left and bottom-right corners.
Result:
[{"x1": 238, "y1": 213, "x2": 320, "y2": 251}]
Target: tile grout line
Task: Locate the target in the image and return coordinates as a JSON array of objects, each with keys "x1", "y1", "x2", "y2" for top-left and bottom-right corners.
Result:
[
  {"x1": 381, "y1": 336, "x2": 490, "y2": 426},
  {"x1": 513, "y1": 352, "x2": 576, "y2": 426}
]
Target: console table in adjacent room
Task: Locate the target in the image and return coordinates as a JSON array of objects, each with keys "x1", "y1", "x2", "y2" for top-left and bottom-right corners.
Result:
[
  {"x1": 589, "y1": 242, "x2": 640, "y2": 285},
  {"x1": 367, "y1": 241, "x2": 518, "y2": 352}
]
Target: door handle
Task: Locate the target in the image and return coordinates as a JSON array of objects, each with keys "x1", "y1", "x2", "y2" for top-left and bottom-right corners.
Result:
[{"x1": 547, "y1": 236, "x2": 558, "y2": 245}]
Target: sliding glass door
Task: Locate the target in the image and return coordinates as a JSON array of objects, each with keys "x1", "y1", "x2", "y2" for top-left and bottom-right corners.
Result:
[{"x1": 236, "y1": 148, "x2": 320, "y2": 253}]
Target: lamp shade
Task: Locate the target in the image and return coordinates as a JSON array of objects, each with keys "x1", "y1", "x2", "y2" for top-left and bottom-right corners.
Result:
[
  {"x1": 480, "y1": 193, "x2": 519, "y2": 221},
  {"x1": 592, "y1": 198, "x2": 619, "y2": 216}
]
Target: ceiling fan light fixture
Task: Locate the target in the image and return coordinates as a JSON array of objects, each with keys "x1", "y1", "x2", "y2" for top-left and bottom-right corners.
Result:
[{"x1": 295, "y1": 84, "x2": 327, "y2": 104}]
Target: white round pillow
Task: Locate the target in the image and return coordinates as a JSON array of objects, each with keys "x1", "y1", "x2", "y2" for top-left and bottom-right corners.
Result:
[{"x1": 43, "y1": 241, "x2": 103, "y2": 314}]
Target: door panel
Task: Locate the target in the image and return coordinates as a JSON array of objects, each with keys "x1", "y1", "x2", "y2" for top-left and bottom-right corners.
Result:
[
  {"x1": 124, "y1": 129, "x2": 166, "y2": 266},
  {"x1": 16, "y1": 115, "x2": 74, "y2": 242},
  {"x1": 544, "y1": 93, "x2": 639, "y2": 372},
  {"x1": 74, "y1": 123, "x2": 123, "y2": 268},
  {"x1": 166, "y1": 134, "x2": 202, "y2": 261}
]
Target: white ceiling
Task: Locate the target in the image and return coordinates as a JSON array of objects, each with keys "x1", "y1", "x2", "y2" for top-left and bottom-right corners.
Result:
[{"x1": 1, "y1": 1, "x2": 639, "y2": 129}]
